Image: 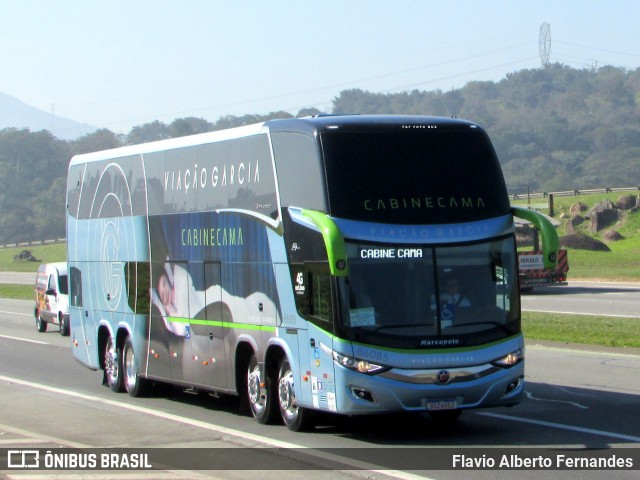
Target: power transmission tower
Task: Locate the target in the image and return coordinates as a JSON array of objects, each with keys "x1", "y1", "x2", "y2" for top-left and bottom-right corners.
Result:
[{"x1": 539, "y1": 22, "x2": 551, "y2": 69}]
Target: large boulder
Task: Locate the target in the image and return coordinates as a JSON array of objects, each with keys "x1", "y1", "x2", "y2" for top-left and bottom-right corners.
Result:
[
  {"x1": 560, "y1": 233, "x2": 611, "y2": 252},
  {"x1": 603, "y1": 230, "x2": 624, "y2": 242},
  {"x1": 588, "y1": 200, "x2": 619, "y2": 233},
  {"x1": 566, "y1": 215, "x2": 585, "y2": 234},
  {"x1": 615, "y1": 194, "x2": 638, "y2": 210},
  {"x1": 569, "y1": 202, "x2": 588, "y2": 216}
]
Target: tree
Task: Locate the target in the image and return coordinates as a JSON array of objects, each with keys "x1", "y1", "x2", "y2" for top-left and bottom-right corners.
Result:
[
  {"x1": 296, "y1": 107, "x2": 322, "y2": 117},
  {"x1": 0, "y1": 128, "x2": 69, "y2": 243},
  {"x1": 126, "y1": 121, "x2": 170, "y2": 145},
  {"x1": 72, "y1": 129, "x2": 122, "y2": 155},
  {"x1": 168, "y1": 117, "x2": 214, "y2": 138}
]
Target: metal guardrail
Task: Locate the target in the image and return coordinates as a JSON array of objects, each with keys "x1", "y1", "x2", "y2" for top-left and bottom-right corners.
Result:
[
  {"x1": 510, "y1": 186, "x2": 640, "y2": 200},
  {"x1": 0, "y1": 238, "x2": 66, "y2": 249}
]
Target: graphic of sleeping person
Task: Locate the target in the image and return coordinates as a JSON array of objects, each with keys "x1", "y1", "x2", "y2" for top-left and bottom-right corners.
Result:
[{"x1": 151, "y1": 260, "x2": 279, "y2": 337}]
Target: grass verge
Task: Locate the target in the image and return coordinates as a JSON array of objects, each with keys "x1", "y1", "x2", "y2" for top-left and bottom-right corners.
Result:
[
  {"x1": 522, "y1": 311, "x2": 640, "y2": 349},
  {"x1": 0, "y1": 284, "x2": 34, "y2": 300},
  {"x1": 0, "y1": 243, "x2": 66, "y2": 272}
]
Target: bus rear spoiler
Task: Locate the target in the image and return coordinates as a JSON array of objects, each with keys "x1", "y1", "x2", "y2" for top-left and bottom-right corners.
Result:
[{"x1": 511, "y1": 206, "x2": 560, "y2": 269}]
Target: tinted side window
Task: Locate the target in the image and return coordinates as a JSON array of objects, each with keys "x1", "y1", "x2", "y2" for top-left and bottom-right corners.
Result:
[
  {"x1": 271, "y1": 132, "x2": 326, "y2": 210},
  {"x1": 291, "y1": 266, "x2": 333, "y2": 331},
  {"x1": 70, "y1": 267, "x2": 82, "y2": 307},
  {"x1": 125, "y1": 262, "x2": 151, "y2": 314}
]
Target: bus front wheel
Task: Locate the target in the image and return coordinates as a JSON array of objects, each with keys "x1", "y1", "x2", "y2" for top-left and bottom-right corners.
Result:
[
  {"x1": 247, "y1": 354, "x2": 277, "y2": 424},
  {"x1": 277, "y1": 357, "x2": 315, "y2": 432}
]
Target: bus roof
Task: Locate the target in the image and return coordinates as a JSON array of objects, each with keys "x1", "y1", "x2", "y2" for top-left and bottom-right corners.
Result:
[
  {"x1": 69, "y1": 115, "x2": 482, "y2": 166},
  {"x1": 267, "y1": 114, "x2": 480, "y2": 134},
  {"x1": 68, "y1": 122, "x2": 267, "y2": 166}
]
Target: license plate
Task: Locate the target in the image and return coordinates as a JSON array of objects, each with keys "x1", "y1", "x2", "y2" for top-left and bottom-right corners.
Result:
[{"x1": 426, "y1": 400, "x2": 457, "y2": 411}]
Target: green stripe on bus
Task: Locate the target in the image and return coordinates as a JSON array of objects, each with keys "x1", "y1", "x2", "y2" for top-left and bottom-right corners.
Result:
[{"x1": 167, "y1": 317, "x2": 275, "y2": 332}]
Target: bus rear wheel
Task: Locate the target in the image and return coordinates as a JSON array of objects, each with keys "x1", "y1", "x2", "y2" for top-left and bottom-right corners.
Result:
[
  {"x1": 277, "y1": 357, "x2": 315, "y2": 432},
  {"x1": 247, "y1": 354, "x2": 277, "y2": 424},
  {"x1": 123, "y1": 336, "x2": 148, "y2": 397},
  {"x1": 104, "y1": 335, "x2": 123, "y2": 392}
]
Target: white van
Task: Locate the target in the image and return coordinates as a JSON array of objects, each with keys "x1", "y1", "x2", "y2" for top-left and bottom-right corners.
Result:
[{"x1": 34, "y1": 262, "x2": 70, "y2": 336}]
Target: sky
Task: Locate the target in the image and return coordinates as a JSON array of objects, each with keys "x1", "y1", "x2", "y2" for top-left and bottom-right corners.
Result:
[{"x1": 2, "y1": 0, "x2": 640, "y2": 135}]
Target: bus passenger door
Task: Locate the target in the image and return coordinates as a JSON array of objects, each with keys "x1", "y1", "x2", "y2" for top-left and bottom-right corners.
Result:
[
  {"x1": 148, "y1": 261, "x2": 187, "y2": 383},
  {"x1": 290, "y1": 267, "x2": 338, "y2": 414},
  {"x1": 68, "y1": 263, "x2": 98, "y2": 369},
  {"x1": 187, "y1": 262, "x2": 228, "y2": 389}
]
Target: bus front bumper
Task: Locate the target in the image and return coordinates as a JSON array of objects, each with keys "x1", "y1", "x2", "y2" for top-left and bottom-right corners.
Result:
[{"x1": 331, "y1": 361, "x2": 524, "y2": 415}]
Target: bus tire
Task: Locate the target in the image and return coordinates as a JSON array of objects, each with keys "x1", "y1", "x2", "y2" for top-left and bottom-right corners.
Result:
[
  {"x1": 123, "y1": 336, "x2": 148, "y2": 397},
  {"x1": 35, "y1": 312, "x2": 47, "y2": 333},
  {"x1": 277, "y1": 357, "x2": 315, "y2": 432},
  {"x1": 104, "y1": 334, "x2": 124, "y2": 392},
  {"x1": 247, "y1": 353, "x2": 277, "y2": 424}
]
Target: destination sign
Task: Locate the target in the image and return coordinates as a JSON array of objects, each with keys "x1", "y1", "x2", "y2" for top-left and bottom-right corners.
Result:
[{"x1": 359, "y1": 248, "x2": 424, "y2": 259}]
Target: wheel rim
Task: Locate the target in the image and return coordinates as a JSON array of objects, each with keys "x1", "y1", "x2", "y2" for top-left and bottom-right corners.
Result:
[
  {"x1": 247, "y1": 359, "x2": 265, "y2": 415},
  {"x1": 105, "y1": 337, "x2": 119, "y2": 386},
  {"x1": 278, "y1": 365, "x2": 298, "y2": 422},
  {"x1": 124, "y1": 344, "x2": 137, "y2": 391}
]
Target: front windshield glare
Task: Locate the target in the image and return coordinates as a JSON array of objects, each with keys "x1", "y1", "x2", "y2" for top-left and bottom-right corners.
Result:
[{"x1": 339, "y1": 238, "x2": 519, "y2": 343}]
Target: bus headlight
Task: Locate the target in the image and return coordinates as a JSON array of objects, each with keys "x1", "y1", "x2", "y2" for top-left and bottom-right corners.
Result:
[
  {"x1": 332, "y1": 351, "x2": 389, "y2": 375},
  {"x1": 492, "y1": 349, "x2": 523, "y2": 368}
]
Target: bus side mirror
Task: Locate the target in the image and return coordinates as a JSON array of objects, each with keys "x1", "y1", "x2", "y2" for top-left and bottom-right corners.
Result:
[
  {"x1": 300, "y1": 209, "x2": 349, "y2": 277},
  {"x1": 511, "y1": 206, "x2": 559, "y2": 269}
]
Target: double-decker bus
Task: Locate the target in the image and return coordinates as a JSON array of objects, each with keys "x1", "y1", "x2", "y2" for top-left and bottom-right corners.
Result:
[{"x1": 66, "y1": 115, "x2": 558, "y2": 431}]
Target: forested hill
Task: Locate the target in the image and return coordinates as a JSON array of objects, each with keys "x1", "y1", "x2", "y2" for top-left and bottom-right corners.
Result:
[
  {"x1": 1, "y1": 63, "x2": 639, "y2": 245},
  {"x1": 331, "y1": 64, "x2": 640, "y2": 194}
]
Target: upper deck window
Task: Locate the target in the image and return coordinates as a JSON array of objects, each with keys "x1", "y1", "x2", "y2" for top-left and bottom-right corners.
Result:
[{"x1": 320, "y1": 127, "x2": 510, "y2": 224}]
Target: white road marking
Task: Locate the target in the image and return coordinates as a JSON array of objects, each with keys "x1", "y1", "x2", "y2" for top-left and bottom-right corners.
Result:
[
  {"x1": 0, "y1": 375, "x2": 427, "y2": 480},
  {"x1": 522, "y1": 308, "x2": 640, "y2": 319},
  {"x1": 0, "y1": 309, "x2": 32, "y2": 317},
  {"x1": 524, "y1": 390, "x2": 588, "y2": 409},
  {"x1": 0, "y1": 334, "x2": 49, "y2": 345},
  {"x1": 475, "y1": 411, "x2": 640, "y2": 443}
]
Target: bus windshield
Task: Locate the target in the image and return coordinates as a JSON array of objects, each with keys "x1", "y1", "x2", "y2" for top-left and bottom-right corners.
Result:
[{"x1": 337, "y1": 236, "x2": 520, "y2": 348}]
